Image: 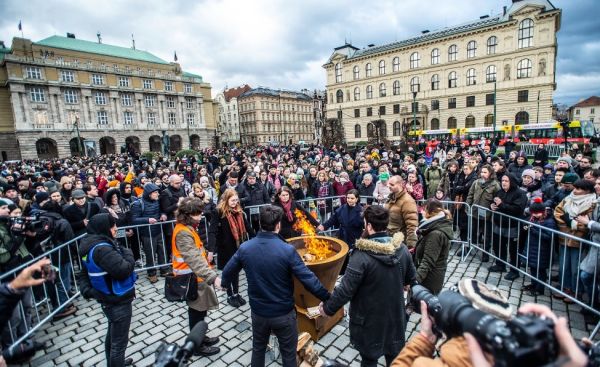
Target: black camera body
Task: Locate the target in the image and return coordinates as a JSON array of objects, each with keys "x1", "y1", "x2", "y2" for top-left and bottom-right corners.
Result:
[
  {"x1": 155, "y1": 321, "x2": 207, "y2": 367},
  {"x1": 411, "y1": 285, "x2": 559, "y2": 367}
]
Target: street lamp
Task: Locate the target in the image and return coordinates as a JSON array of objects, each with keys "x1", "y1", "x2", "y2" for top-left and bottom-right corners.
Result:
[{"x1": 412, "y1": 89, "x2": 419, "y2": 143}]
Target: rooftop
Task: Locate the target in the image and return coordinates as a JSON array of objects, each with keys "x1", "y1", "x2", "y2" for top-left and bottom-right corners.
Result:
[
  {"x1": 224, "y1": 84, "x2": 252, "y2": 102},
  {"x1": 571, "y1": 96, "x2": 600, "y2": 108},
  {"x1": 239, "y1": 87, "x2": 311, "y2": 101}
]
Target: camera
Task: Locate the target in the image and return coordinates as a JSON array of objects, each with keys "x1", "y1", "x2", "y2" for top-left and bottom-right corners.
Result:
[
  {"x1": 1, "y1": 213, "x2": 44, "y2": 235},
  {"x1": 155, "y1": 321, "x2": 208, "y2": 367},
  {"x1": 411, "y1": 285, "x2": 559, "y2": 367}
]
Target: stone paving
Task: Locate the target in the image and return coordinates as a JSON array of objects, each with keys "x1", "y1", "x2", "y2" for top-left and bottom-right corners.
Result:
[{"x1": 22, "y1": 245, "x2": 600, "y2": 367}]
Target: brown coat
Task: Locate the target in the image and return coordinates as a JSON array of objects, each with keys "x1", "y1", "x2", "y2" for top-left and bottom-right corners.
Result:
[
  {"x1": 385, "y1": 189, "x2": 418, "y2": 247},
  {"x1": 554, "y1": 200, "x2": 594, "y2": 248},
  {"x1": 175, "y1": 229, "x2": 219, "y2": 312}
]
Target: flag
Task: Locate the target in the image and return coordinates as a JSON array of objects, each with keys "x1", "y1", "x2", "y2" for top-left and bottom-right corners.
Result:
[
  {"x1": 18, "y1": 21, "x2": 22, "y2": 31},
  {"x1": 174, "y1": 51, "x2": 178, "y2": 62}
]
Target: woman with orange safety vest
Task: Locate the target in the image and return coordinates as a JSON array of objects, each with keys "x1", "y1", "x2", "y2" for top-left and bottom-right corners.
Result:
[{"x1": 172, "y1": 197, "x2": 222, "y2": 357}]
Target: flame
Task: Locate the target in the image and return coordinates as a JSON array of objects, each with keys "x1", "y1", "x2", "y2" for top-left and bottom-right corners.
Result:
[{"x1": 293, "y1": 209, "x2": 333, "y2": 261}]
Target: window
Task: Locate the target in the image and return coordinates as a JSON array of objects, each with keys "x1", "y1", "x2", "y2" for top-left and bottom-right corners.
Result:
[
  {"x1": 117, "y1": 76, "x2": 129, "y2": 87},
  {"x1": 448, "y1": 98, "x2": 456, "y2": 109},
  {"x1": 393, "y1": 81, "x2": 400, "y2": 95},
  {"x1": 97, "y1": 111, "x2": 108, "y2": 125},
  {"x1": 431, "y1": 48, "x2": 440, "y2": 65},
  {"x1": 64, "y1": 89, "x2": 78, "y2": 104},
  {"x1": 353, "y1": 65, "x2": 360, "y2": 80},
  {"x1": 431, "y1": 118, "x2": 440, "y2": 130},
  {"x1": 379, "y1": 106, "x2": 386, "y2": 116},
  {"x1": 518, "y1": 19, "x2": 534, "y2": 48},
  {"x1": 379, "y1": 60, "x2": 386, "y2": 75},
  {"x1": 354, "y1": 87, "x2": 360, "y2": 101},
  {"x1": 367, "y1": 123, "x2": 374, "y2": 137},
  {"x1": 165, "y1": 96, "x2": 175, "y2": 108},
  {"x1": 143, "y1": 79, "x2": 153, "y2": 89},
  {"x1": 336, "y1": 90, "x2": 343, "y2": 103},
  {"x1": 26, "y1": 66, "x2": 42, "y2": 79},
  {"x1": 187, "y1": 113, "x2": 195, "y2": 126},
  {"x1": 366, "y1": 107, "x2": 373, "y2": 117},
  {"x1": 410, "y1": 77, "x2": 420, "y2": 93},
  {"x1": 410, "y1": 52, "x2": 420, "y2": 69},
  {"x1": 466, "y1": 68, "x2": 476, "y2": 85},
  {"x1": 393, "y1": 57, "x2": 400, "y2": 72},
  {"x1": 486, "y1": 93, "x2": 495, "y2": 105},
  {"x1": 393, "y1": 104, "x2": 400, "y2": 114},
  {"x1": 61, "y1": 70, "x2": 74, "y2": 82},
  {"x1": 431, "y1": 74, "x2": 439, "y2": 90},
  {"x1": 518, "y1": 90, "x2": 529, "y2": 102},
  {"x1": 591, "y1": 108, "x2": 595, "y2": 114},
  {"x1": 145, "y1": 94, "x2": 156, "y2": 107},
  {"x1": 354, "y1": 109, "x2": 360, "y2": 117},
  {"x1": 94, "y1": 91, "x2": 107, "y2": 105},
  {"x1": 465, "y1": 115, "x2": 476, "y2": 127},
  {"x1": 30, "y1": 87, "x2": 45, "y2": 102},
  {"x1": 186, "y1": 97, "x2": 195, "y2": 109},
  {"x1": 147, "y1": 112, "x2": 156, "y2": 125},
  {"x1": 431, "y1": 100, "x2": 439, "y2": 110},
  {"x1": 487, "y1": 36, "x2": 498, "y2": 55},
  {"x1": 91, "y1": 74, "x2": 104, "y2": 85},
  {"x1": 447, "y1": 117, "x2": 457, "y2": 129},
  {"x1": 354, "y1": 124, "x2": 361, "y2": 138},
  {"x1": 516, "y1": 111, "x2": 529, "y2": 125},
  {"x1": 486, "y1": 65, "x2": 497, "y2": 82},
  {"x1": 335, "y1": 63, "x2": 342, "y2": 83},
  {"x1": 123, "y1": 111, "x2": 134, "y2": 125},
  {"x1": 164, "y1": 81, "x2": 173, "y2": 91},
  {"x1": 448, "y1": 45, "x2": 458, "y2": 61},
  {"x1": 517, "y1": 59, "x2": 532, "y2": 78},
  {"x1": 168, "y1": 112, "x2": 177, "y2": 125},
  {"x1": 466, "y1": 96, "x2": 475, "y2": 107},
  {"x1": 379, "y1": 83, "x2": 386, "y2": 97},
  {"x1": 484, "y1": 114, "x2": 494, "y2": 127},
  {"x1": 184, "y1": 83, "x2": 192, "y2": 93},
  {"x1": 121, "y1": 93, "x2": 132, "y2": 106},
  {"x1": 393, "y1": 121, "x2": 401, "y2": 136},
  {"x1": 366, "y1": 85, "x2": 373, "y2": 99},
  {"x1": 448, "y1": 71, "x2": 457, "y2": 88},
  {"x1": 365, "y1": 63, "x2": 372, "y2": 77},
  {"x1": 467, "y1": 41, "x2": 477, "y2": 58}
]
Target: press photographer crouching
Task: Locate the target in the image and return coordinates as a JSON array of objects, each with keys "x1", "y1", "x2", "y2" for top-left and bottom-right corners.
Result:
[{"x1": 392, "y1": 279, "x2": 589, "y2": 367}]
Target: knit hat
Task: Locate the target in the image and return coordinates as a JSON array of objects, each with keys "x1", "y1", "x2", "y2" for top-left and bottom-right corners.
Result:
[
  {"x1": 556, "y1": 156, "x2": 571, "y2": 167},
  {"x1": 521, "y1": 169, "x2": 536, "y2": 179},
  {"x1": 517, "y1": 151, "x2": 527, "y2": 158},
  {"x1": 0, "y1": 198, "x2": 10, "y2": 207},
  {"x1": 35, "y1": 191, "x2": 49, "y2": 204},
  {"x1": 71, "y1": 189, "x2": 86, "y2": 199},
  {"x1": 543, "y1": 164, "x2": 554, "y2": 170},
  {"x1": 379, "y1": 172, "x2": 390, "y2": 181},
  {"x1": 458, "y1": 279, "x2": 513, "y2": 320},
  {"x1": 562, "y1": 173, "x2": 579, "y2": 184},
  {"x1": 529, "y1": 197, "x2": 546, "y2": 214}
]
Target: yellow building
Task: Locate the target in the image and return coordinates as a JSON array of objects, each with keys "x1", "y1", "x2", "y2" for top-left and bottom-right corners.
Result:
[
  {"x1": 0, "y1": 34, "x2": 216, "y2": 160},
  {"x1": 323, "y1": 0, "x2": 561, "y2": 144}
]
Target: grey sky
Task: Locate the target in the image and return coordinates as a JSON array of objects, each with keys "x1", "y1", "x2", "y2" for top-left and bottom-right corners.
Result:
[{"x1": 1, "y1": 0, "x2": 598, "y2": 106}]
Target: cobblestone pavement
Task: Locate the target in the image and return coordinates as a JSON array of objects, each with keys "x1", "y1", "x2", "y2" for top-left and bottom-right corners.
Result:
[{"x1": 23, "y1": 246, "x2": 600, "y2": 367}]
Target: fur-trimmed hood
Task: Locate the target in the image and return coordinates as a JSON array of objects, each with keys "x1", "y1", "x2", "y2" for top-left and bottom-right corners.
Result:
[{"x1": 355, "y1": 232, "x2": 405, "y2": 255}]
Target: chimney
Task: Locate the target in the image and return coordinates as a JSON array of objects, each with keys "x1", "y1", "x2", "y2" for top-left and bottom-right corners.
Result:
[{"x1": 66, "y1": 33, "x2": 76, "y2": 39}]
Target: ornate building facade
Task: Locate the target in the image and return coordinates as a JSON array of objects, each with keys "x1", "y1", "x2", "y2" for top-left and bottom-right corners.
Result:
[
  {"x1": 323, "y1": 0, "x2": 561, "y2": 144},
  {"x1": 0, "y1": 34, "x2": 216, "y2": 160},
  {"x1": 214, "y1": 84, "x2": 251, "y2": 146}
]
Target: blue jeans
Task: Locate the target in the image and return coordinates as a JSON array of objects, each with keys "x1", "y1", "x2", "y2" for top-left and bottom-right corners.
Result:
[
  {"x1": 101, "y1": 302, "x2": 132, "y2": 367},
  {"x1": 558, "y1": 246, "x2": 580, "y2": 293},
  {"x1": 580, "y1": 271, "x2": 599, "y2": 307},
  {"x1": 56, "y1": 263, "x2": 73, "y2": 305}
]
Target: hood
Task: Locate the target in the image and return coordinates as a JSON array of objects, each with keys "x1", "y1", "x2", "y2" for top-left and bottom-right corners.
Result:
[
  {"x1": 119, "y1": 181, "x2": 132, "y2": 199},
  {"x1": 355, "y1": 232, "x2": 406, "y2": 266},
  {"x1": 143, "y1": 183, "x2": 159, "y2": 200},
  {"x1": 502, "y1": 173, "x2": 519, "y2": 191},
  {"x1": 418, "y1": 214, "x2": 454, "y2": 239},
  {"x1": 80, "y1": 213, "x2": 116, "y2": 255},
  {"x1": 104, "y1": 188, "x2": 121, "y2": 206}
]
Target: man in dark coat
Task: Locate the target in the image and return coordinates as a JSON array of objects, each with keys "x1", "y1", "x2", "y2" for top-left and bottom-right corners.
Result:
[
  {"x1": 63, "y1": 189, "x2": 101, "y2": 237},
  {"x1": 159, "y1": 174, "x2": 186, "y2": 262},
  {"x1": 241, "y1": 171, "x2": 270, "y2": 231},
  {"x1": 321, "y1": 205, "x2": 416, "y2": 367}
]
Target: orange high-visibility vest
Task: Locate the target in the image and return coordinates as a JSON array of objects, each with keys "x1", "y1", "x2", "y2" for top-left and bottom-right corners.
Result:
[{"x1": 171, "y1": 223, "x2": 212, "y2": 280}]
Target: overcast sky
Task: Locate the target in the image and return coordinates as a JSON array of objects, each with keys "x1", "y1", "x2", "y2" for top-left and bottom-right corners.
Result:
[{"x1": 1, "y1": 0, "x2": 598, "y2": 106}]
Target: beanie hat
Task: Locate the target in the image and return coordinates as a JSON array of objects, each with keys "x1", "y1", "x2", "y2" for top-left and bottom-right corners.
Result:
[
  {"x1": 379, "y1": 172, "x2": 390, "y2": 181},
  {"x1": 0, "y1": 198, "x2": 11, "y2": 207},
  {"x1": 521, "y1": 169, "x2": 536, "y2": 179},
  {"x1": 529, "y1": 197, "x2": 546, "y2": 214},
  {"x1": 458, "y1": 278, "x2": 512, "y2": 320},
  {"x1": 35, "y1": 191, "x2": 49, "y2": 204},
  {"x1": 517, "y1": 151, "x2": 527, "y2": 158},
  {"x1": 556, "y1": 157, "x2": 571, "y2": 167},
  {"x1": 71, "y1": 189, "x2": 86, "y2": 199},
  {"x1": 562, "y1": 173, "x2": 579, "y2": 184},
  {"x1": 544, "y1": 164, "x2": 554, "y2": 170}
]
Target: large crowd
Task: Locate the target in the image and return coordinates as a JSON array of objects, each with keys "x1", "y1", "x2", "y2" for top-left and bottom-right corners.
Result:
[{"x1": 0, "y1": 139, "x2": 598, "y2": 367}]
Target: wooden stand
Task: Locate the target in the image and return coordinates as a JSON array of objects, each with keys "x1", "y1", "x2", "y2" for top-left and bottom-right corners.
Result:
[{"x1": 295, "y1": 305, "x2": 344, "y2": 341}]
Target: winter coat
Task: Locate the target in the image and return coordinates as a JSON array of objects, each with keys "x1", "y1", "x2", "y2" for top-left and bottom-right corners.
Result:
[
  {"x1": 437, "y1": 170, "x2": 458, "y2": 199},
  {"x1": 491, "y1": 174, "x2": 527, "y2": 238},
  {"x1": 312, "y1": 181, "x2": 334, "y2": 212},
  {"x1": 129, "y1": 185, "x2": 163, "y2": 237},
  {"x1": 63, "y1": 201, "x2": 101, "y2": 237},
  {"x1": 242, "y1": 181, "x2": 270, "y2": 207},
  {"x1": 526, "y1": 216, "x2": 557, "y2": 270},
  {"x1": 414, "y1": 213, "x2": 453, "y2": 294},
  {"x1": 453, "y1": 171, "x2": 477, "y2": 202},
  {"x1": 159, "y1": 185, "x2": 186, "y2": 220},
  {"x1": 507, "y1": 162, "x2": 532, "y2": 186},
  {"x1": 424, "y1": 166, "x2": 443, "y2": 199},
  {"x1": 332, "y1": 181, "x2": 355, "y2": 204},
  {"x1": 273, "y1": 200, "x2": 319, "y2": 239},
  {"x1": 358, "y1": 182, "x2": 375, "y2": 204},
  {"x1": 385, "y1": 189, "x2": 419, "y2": 248},
  {"x1": 0, "y1": 283, "x2": 23, "y2": 332},
  {"x1": 322, "y1": 204, "x2": 363, "y2": 247},
  {"x1": 37, "y1": 210, "x2": 75, "y2": 265},
  {"x1": 389, "y1": 334, "x2": 484, "y2": 367},
  {"x1": 534, "y1": 149, "x2": 549, "y2": 166},
  {"x1": 373, "y1": 180, "x2": 391, "y2": 202},
  {"x1": 554, "y1": 195, "x2": 595, "y2": 248},
  {"x1": 323, "y1": 232, "x2": 417, "y2": 359},
  {"x1": 466, "y1": 178, "x2": 500, "y2": 219},
  {"x1": 580, "y1": 201, "x2": 600, "y2": 274},
  {"x1": 207, "y1": 211, "x2": 254, "y2": 270}
]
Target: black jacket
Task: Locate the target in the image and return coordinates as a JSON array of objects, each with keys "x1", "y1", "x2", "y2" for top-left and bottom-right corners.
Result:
[
  {"x1": 63, "y1": 201, "x2": 101, "y2": 236},
  {"x1": 492, "y1": 174, "x2": 527, "y2": 232},
  {"x1": 0, "y1": 283, "x2": 22, "y2": 332},
  {"x1": 159, "y1": 185, "x2": 186, "y2": 219},
  {"x1": 273, "y1": 200, "x2": 319, "y2": 239},
  {"x1": 241, "y1": 181, "x2": 270, "y2": 207},
  {"x1": 207, "y1": 211, "x2": 255, "y2": 270}
]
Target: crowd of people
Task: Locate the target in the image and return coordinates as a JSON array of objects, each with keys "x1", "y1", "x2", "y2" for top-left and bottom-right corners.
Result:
[{"x1": 0, "y1": 139, "x2": 598, "y2": 366}]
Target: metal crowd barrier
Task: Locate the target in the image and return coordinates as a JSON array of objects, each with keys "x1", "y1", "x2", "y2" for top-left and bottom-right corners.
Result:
[{"x1": 520, "y1": 143, "x2": 566, "y2": 159}]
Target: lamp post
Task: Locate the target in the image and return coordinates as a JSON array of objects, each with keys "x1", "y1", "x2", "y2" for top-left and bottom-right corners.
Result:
[
  {"x1": 493, "y1": 81, "x2": 497, "y2": 144},
  {"x1": 73, "y1": 115, "x2": 84, "y2": 157},
  {"x1": 412, "y1": 90, "x2": 418, "y2": 144}
]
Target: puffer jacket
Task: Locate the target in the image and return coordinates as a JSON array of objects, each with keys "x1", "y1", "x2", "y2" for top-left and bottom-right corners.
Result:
[
  {"x1": 424, "y1": 166, "x2": 443, "y2": 199},
  {"x1": 129, "y1": 184, "x2": 163, "y2": 237},
  {"x1": 507, "y1": 162, "x2": 532, "y2": 186},
  {"x1": 385, "y1": 189, "x2": 418, "y2": 247},
  {"x1": 580, "y1": 200, "x2": 600, "y2": 274},
  {"x1": 554, "y1": 193, "x2": 596, "y2": 248},
  {"x1": 466, "y1": 178, "x2": 500, "y2": 219},
  {"x1": 526, "y1": 215, "x2": 557, "y2": 269},
  {"x1": 414, "y1": 213, "x2": 453, "y2": 294}
]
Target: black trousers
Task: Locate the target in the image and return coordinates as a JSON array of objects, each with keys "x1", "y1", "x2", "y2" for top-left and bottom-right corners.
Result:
[
  {"x1": 188, "y1": 308, "x2": 207, "y2": 332},
  {"x1": 360, "y1": 353, "x2": 396, "y2": 367},
  {"x1": 491, "y1": 232, "x2": 519, "y2": 269},
  {"x1": 227, "y1": 275, "x2": 239, "y2": 297},
  {"x1": 101, "y1": 302, "x2": 132, "y2": 367},
  {"x1": 251, "y1": 310, "x2": 297, "y2": 367}
]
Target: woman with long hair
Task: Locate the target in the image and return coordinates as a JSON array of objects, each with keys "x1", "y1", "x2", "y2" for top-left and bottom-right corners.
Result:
[
  {"x1": 208, "y1": 188, "x2": 254, "y2": 308},
  {"x1": 273, "y1": 186, "x2": 319, "y2": 239},
  {"x1": 172, "y1": 197, "x2": 221, "y2": 356}
]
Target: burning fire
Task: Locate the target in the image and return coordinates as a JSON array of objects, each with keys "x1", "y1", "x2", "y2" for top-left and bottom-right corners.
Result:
[{"x1": 293, "y1": 209, "x2": 333, "y2": 261}]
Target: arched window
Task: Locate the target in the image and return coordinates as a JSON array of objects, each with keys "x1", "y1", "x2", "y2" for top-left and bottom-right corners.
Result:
[
  {"x1": 410, "y1": 77, "x2": 420, "y2": 93},
  {"x1": 448, "y1": 71, "x2": 457, "y2": 88},
  {"x1": 392, "y1": 57, "x2": 400, "y2": 72},
  {"x1": 336, "y1": 89, "x2": 343, "y2": 103},
  {"x1": 447, "y1": 117, "x2": 457, "y2": 129},
  {"x1": 380, "y1": 122, "x2": 387, "y2": 137},
  {"x1": 353, "y1": 65, "x2": 360, "y2": 80},
  {"x1": 365, "y1": 63, "x2": 372, "y2": 77},
  {"x1": 466, "y1": 68, "x2": 476, "y2": 85},
  {"x1": 465, "y1": 115, "x2": 476, "y2": 128},
  {"x1": 410, "y1": 52, "x2": 420, "y2": 69},
  {"x1": 448, "y1": 44, "x2": 458, "y2": 61},
  {"x1": 354, "y1": 87, "x2": 360, "y2": 101},
  {"x1": 517, "y1": 59, "x2": 532, "y2": 78},
  {"x1": 367, "y1": 122, "x2": 374, "y2": 137},
  {"x1": 366, "y1": 85, "x2": 373, "y2": 99},
  {"x1": 335, "y1": 63, "x2": 342, "y2": 83},
  {"x1": 486, "y1": 65, "x2": 497, "y2": 82},
  {"x1": 393, "y1": 80, "x2": 400, "y2": 95},
  {"x1": 516, "y1": 111, "x2": 529, "y2": 125},
  {"x1": 431, "y1": 74, "x2": 439, "y2": 90},
  {"x1": 393, "y1": 121, "x2": 401, "y2": 136},
  {"x1": 379, "y1": 83, "x2": 386, "y2": 97},
  {"x1": 518, "y1": 19, "x2": 534, "y2": 48},
  {"x1": 487, "y1": 36, "x2": 498, "y2": 55},
  {"x1": 484, "y1": 114, "x2": 494, "y2": 127},
  {"x1": 430, "y1": 118, "x2": 440, "y2": 130},
  {"x1": 354, "y1": 124, "x2": 361, "y2": 138},
  {"x1": 431, "y1": 48, "x2": 440, "y2": 65},
  {"x1": 379, "y1": 60, "x2": 386, "y2": 75},
  {"x1": 467, "y1": 41, "x2": 477, "y2": 58}
]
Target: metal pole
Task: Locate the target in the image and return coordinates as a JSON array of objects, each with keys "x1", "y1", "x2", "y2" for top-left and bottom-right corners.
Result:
[
  {"x1": 536, "y1": 90, "x2": 540, "y2": 124},
  {"x1": 412, "y1": 91, "x2": 417, "y2": 142},
  {"x1": 187, "y1": 115, "x2": 191, "y2": 149},
  {"x1": 75, "y1": 117, "x2": 85, "y2": 157},
  {"x1": 493, "y1": 82, "x2": 497, "y2": 140}
]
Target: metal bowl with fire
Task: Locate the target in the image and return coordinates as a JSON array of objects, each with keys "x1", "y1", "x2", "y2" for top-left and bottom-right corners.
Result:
[{"x1": 288, "y1": 209, "x2": 348, "y2": 341}]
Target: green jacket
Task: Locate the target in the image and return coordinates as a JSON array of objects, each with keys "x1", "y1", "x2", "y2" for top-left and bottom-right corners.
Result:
[
  {"x1": 0, "y1": 222, "x2": 31, "y2": 272},
  {"x1": 414, "y1": 214, "x2": 453, "y2": 294},
  {"x1": 466, "y1": 178, "x2": 500, "y2": 219}
]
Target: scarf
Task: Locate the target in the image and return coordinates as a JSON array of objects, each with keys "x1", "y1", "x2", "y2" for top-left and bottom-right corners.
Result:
[
  {"x1": 282, "y1": 200, "x2": 294, "y2": 222},
  {"x1": 563, "y1": 193, "x2": 596, "y2": 218},
  {"x1": 269, "y1": 174, "x2": 282, "y2": 191},
  {"x1": 225, "y1": 210, "x2": 246, "y2": 247}
]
